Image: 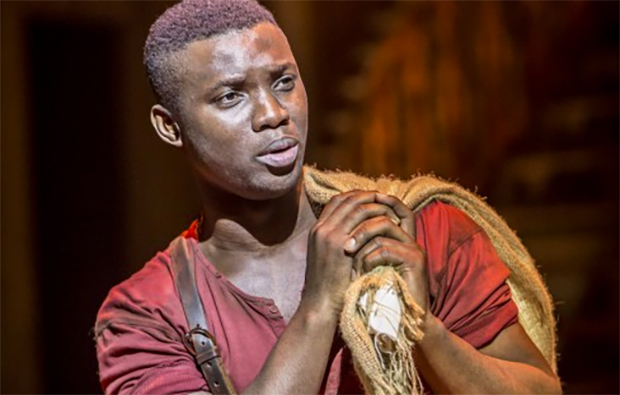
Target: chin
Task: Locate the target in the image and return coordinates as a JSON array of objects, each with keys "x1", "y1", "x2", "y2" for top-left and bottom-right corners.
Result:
[{"x1": 237, "y1": 161, "x2": 304, "y2": 201}]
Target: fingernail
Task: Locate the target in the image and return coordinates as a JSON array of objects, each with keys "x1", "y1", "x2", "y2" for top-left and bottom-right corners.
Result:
[
  {"x1": 345, "y1": 237, "x2": 356, "y2": 252},
  {"x1": 390, "y1": 215, "x2": 401, "y2": 225}
]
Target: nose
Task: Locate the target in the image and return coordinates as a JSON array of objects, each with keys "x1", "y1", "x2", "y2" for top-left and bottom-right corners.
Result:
[{"x1": 251, "y1": 90, "x2": 290, "y2": 132}]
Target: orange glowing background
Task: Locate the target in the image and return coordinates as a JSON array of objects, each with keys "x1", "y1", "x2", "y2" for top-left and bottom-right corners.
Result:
[{"x1": 2, "y1": 1, "x2": 618, "y2": 393}]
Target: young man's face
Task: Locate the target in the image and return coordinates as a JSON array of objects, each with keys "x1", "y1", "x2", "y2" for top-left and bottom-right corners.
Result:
[{"x1": 174, "y1": 22, "x2": 308, "y2": 200}]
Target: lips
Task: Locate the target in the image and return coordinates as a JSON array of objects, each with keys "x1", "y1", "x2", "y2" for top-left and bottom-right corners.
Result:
[{"x1": 256, "y1": 137, "x2": 300, "y2": 168}]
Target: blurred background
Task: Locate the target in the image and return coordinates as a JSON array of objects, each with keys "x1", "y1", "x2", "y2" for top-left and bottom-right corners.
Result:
[{"x1": 2, "y1": 1, "x2": 618, "y2": 393}]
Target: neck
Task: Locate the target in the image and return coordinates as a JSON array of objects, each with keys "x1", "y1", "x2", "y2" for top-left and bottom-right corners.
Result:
[{"x1": 196, "y1": 178, "x2": 316, "y2": 254}]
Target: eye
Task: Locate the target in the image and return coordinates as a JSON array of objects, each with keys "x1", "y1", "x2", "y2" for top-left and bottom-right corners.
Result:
[
  {"x1": 214, "y1": 91, "x2": 243, "y2": 108},
  {"x1": 274, "y1": 75, "x2": 296, "y2": 92}
]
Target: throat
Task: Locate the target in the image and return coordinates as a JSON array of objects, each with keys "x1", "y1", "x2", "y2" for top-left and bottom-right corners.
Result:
[
  {"x1": 201, "y1": 222, "x2": 310, "y2": 263},
  {"x1": 197, "y1": 180, "x2": 316, "y2": 248},
  {"x1": 200, "y1": 232, "x2": 308, "y2": 323}
]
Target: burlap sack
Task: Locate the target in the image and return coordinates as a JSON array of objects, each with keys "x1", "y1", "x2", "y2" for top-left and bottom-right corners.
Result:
[{"x1": 303, "y1": 166, "x2": 557, "y2": 393}]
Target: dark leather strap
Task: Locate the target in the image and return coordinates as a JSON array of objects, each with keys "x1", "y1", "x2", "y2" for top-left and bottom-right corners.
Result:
[{"x1": 171, "y1": 237, "x2": 237, "y2": 395}]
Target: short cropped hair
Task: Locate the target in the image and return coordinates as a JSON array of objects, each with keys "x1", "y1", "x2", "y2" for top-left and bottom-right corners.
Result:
[{"x1": 144, "y1": 0, "x2": 278, "y2": 112}]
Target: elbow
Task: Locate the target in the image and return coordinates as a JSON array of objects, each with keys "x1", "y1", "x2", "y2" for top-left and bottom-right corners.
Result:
[
  {"x1": 548, "y1": 375, "x2": 563, "y2": 395},
  {"x1": 537, "y1": 372, "x2": 562, "y2": 395}
]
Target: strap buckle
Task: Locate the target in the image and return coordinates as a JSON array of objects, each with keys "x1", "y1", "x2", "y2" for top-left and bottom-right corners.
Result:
[{"x1": 183, "y1": 325, "x2": 216, "y2": 356}]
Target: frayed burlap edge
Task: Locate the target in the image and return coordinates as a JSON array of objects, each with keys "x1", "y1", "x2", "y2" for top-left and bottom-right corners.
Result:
[
  {"x1": 303, "y1": 165, "x2": 558, "y2": 374},
  {"x1": 340, "y1": 266, "x2": 425, "y2": 395}
]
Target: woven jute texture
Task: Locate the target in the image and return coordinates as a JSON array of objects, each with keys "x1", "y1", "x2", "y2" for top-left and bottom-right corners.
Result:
[
  {"x1": 303, "y1": 166, "x2": 558, "y2": 379},
  {"x1": 341, "y1": 266, "x2": 426, "y2": 395}
]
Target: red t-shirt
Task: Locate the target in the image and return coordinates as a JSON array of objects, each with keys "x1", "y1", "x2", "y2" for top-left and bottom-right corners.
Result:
[{"x1": 95, "y1": 201, "x2": 518, "y2": 394}]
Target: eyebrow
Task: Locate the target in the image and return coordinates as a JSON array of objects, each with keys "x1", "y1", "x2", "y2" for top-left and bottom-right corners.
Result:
[
  {"x1": 270, "y1": 62, "x2": 297, "y2": 77},
  {"x1": 205, "y1": 62, "x2": 297, "y2": 94},
  {"x1": 207, "y1": 76, "x2": 246, "y2": 94}
]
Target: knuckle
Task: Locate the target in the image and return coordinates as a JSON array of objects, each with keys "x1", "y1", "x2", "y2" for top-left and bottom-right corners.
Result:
[
  {"x1": 410, "y1": 247, "x2": 426, "y2": 263},
  {"x1": 363, "y1": 256, "x2": 377, "y2": 272},
  {"x1": 380, "y1": 193, "x2": 395, "y2": 203},
  {"x1": 324, "y1": 238, "x2": 340, "y2": 251},
  {"x1": 376, "y1": 216, "x2": 393, "y2": 229},
  {"x1": 327, "y1": 194, "x2": 342, "y2": 205},
  {"x1": 377, "y1": 205, "x2": 390, "y2": 215},
  {"x1": 352, "y1": 205, "x2": 366, "y2": 217},
  {"x1": 365, "y1": 202, "x2": 380, "y2": 210},
  {"x1": 330, "y1": 190, "x2": 355, "y2": 203},
  {"x1": 325, "y1": 235, "x2": 340, "y2": 248},
  {"x1": 379, "y1": 216, "x2": 392, "y2": 225},
  {"x1": 313, "y1": 225, "x2": 329, "y2": 240},
  {"x1": 344, "y1": 194, "x2": 359, "y2": 205},
  {"x1": 355, "y1": 224, "x2": 368, "y2": 240}
]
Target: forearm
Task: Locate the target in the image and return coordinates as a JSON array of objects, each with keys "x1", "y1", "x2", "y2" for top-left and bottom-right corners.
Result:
[
  {"x1": 241, "y1": 301, "x2": 338, "y2": 395},
  {"x1": 416, "y1": 316, "x2": 561, "y2": 394}
]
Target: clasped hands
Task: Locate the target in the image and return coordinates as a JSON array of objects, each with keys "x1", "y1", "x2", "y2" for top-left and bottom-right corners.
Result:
[{"x1": 304, "y1": 190, "x2": 431, "y2": 327}]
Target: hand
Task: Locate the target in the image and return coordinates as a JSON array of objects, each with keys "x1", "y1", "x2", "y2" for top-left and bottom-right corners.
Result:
[
  {"x1": 344, "y1": 194, "x2": 431, "y2": 325},
  {"x1": 303, "y1": 191, "x2": 400, "y2": 318}
]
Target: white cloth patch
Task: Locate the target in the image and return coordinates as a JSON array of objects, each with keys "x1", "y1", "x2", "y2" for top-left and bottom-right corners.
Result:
[{"x1": 358, "y1": 281, "x2": 402, "y2": 343}]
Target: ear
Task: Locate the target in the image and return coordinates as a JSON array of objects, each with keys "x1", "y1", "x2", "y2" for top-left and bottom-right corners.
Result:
[{"x1": 151, "y1": 104, "x2": 183, "y2": 147}]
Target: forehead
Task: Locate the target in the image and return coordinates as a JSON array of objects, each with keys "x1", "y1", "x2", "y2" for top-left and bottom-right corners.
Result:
[{"x1": 181, "y1": 22, "x2": 297, "y2": 81}]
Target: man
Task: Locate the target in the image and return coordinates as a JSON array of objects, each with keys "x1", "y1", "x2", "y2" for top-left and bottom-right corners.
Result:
[{"x1": 95, "y1": 0, "x2": 561, "y2": 393}]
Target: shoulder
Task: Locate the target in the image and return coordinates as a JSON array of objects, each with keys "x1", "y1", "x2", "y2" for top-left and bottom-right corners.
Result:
[
  {"x1": 415, "y1": 199, "x2": 483, "y2": 254},
  {"x1": 94, "y1": 241, "x2": 184, "y2": 340},
  {"x1": 414, "y1": 199, "x2": 511, "y2": 297}
]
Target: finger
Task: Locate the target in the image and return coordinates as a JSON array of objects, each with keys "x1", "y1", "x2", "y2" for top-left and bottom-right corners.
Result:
[
  {"x1": 317, "y1": 190, "x2": 363, "y2": 220},
  {"x1": 338, "y1": 203, "x2": 400, "y2": 236},
  {"x1": 319, "y1": 190, "x2": 382, "y2": 227},
  {"x1": 375, "y1": 194, "x2": 415, "y2": 238},
  {"x1": 361, "y1": 241, "x2": 429, "y2": 311},
  {"x1": 360, "y1": 238, "x2": 424, "y2": 273},
  {"x1": 361, "y1": 238, "x2": 411, "y2": 272},
  {"x1": 344, "y1": 216, "x2": 412, "y2": 254},
  {"x1": 352, "y1": 235, "x2": 388, "y2": 275}
]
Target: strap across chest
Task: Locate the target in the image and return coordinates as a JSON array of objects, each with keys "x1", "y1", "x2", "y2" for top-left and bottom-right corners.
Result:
[{"x1": 170, "y1": 237, "x2": 237, "y2": 395}]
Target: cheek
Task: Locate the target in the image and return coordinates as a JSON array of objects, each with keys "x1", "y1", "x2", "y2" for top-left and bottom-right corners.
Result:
[
  {"x1": 290, "y1": 91, "x2": 309, "y2": 132},
  {"x1": 188, "y1": 131, "x2": 240, "y2": 163},
  {"x1": 184, "y1": 116, "x2": 255, "y2": 172},
  {"x1": 184, "y1": 110, "x2": 244, "y2": 149}
]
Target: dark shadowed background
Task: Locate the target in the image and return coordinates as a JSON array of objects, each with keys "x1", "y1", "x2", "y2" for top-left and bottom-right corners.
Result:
[{"x1": 2, "y1": 1, "x2": 618, "y2": 393}]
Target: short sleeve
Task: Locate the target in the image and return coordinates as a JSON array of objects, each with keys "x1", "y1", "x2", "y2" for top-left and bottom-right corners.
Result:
[
  {"x1": 419, "y1": 201, "x2": 518, "y2": 349},
  {"x1": 434, "y1": 230, "x2": 519, "y2": 348},
  {"x1": 96, "y1": 320, "x2": 208, "y2": 394},
  {"x1": 94, "y1": 252, "x2": 208, "y2": 394}
]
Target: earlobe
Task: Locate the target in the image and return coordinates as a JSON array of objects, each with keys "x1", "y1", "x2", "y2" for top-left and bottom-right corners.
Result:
[{"x1": 151, "y1": 104, "x2": 183, "y2": 147}]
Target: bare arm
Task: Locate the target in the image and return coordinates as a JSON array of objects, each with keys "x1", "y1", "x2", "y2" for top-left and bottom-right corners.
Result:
[
  {"x1": 416, "y1": 317, "x2": 561, "y2": 394},
  {"x1": 190, "y1": 306, "x2": 338, "y2": 395},
  {"x1": 191, "y1": 303, "x2": 339, "y2": 395},
  {"x1": 346, "y1": 194, "x2": 561, "y2": 394},
  {"x1": 194, "y1": 191, "x2": 561, "y2": 395},
  {"x1": 192, "y1": 321, "x2": 560, "y2": 395},
  {"x1": 240, "y1": 296, "x2": 339, "y2": 394}
]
